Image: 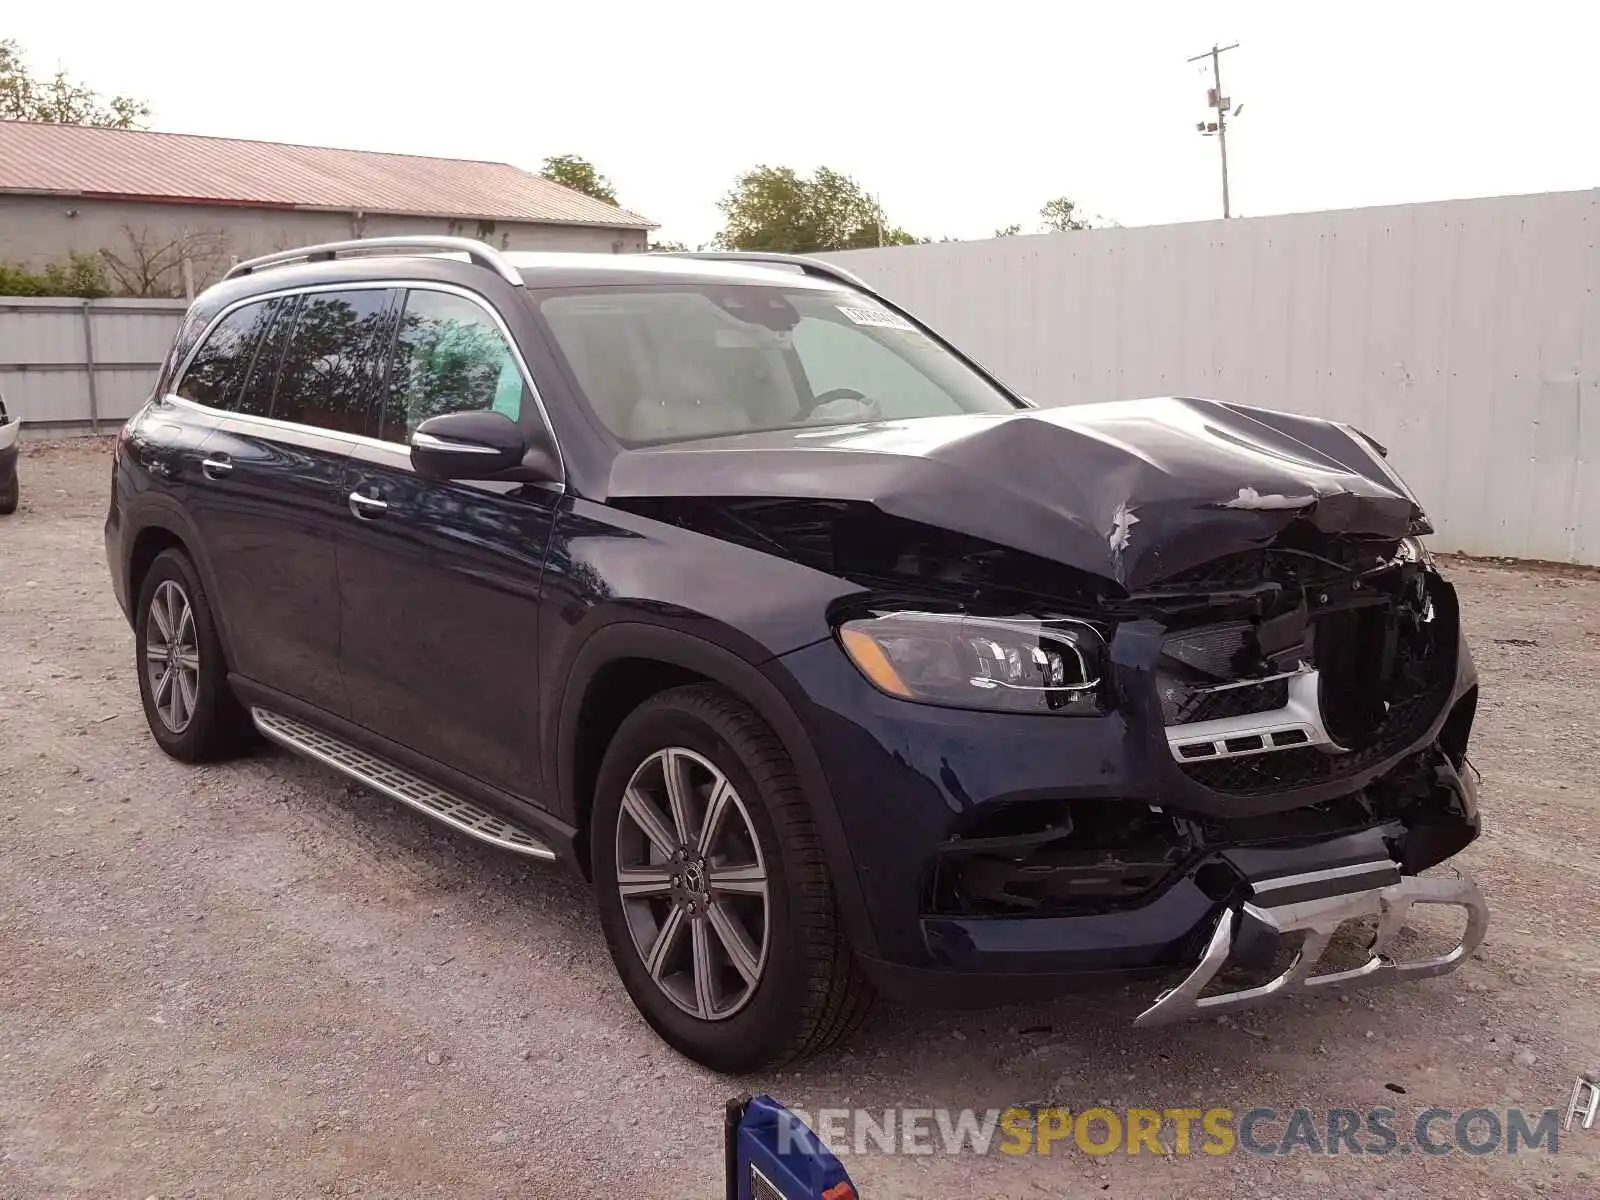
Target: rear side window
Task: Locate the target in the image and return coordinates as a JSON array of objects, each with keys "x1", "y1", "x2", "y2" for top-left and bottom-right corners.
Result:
[
  {"x1": 160, "y1": 306, "x2": 211, "y2": 396},
  {"x1": 270, "y1": 289, "x2": 394, "y2": 435},
  {"x1": 370, "y1": 289, "x2": 525, "y2": 443},
  {"x1": 174, "y1": 299, "x2": 276, "y2": 409},
  {"x1": 230, "y1": 299, "x2": 293, "y2": 418}
]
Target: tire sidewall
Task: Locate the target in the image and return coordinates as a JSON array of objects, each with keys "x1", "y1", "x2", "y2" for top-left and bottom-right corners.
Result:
[
  {"x1": 591, "y1": 698, "x2": 808, "y2": 1071},
  {"x1": 134, "y1": 549, "x2": 236, "y2": 761}
]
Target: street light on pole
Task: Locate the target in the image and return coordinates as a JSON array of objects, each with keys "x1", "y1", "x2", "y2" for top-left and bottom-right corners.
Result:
[{"x1": 1188, "y1": 41, "x2": 1241, "y2": 218}]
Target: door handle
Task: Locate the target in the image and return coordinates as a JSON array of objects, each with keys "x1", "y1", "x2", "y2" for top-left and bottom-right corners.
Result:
[
  {"x1": 348, "y1": 490, "x2": 388, "y2": 519},
  {"x1": 200, "y1": 455, "x2": 233, "y2": 479}
]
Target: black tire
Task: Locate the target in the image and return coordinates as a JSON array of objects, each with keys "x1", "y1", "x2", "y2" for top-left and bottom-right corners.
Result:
[
  {"x1": 0, "y1": 472, "x2": 17, "y2": 515},
  {"x1": 133, "y1": 548, "x2": 253, "y2": 762},
  {"x1": 591, "y1": 683, "x2": 873, "y2": 1073}
]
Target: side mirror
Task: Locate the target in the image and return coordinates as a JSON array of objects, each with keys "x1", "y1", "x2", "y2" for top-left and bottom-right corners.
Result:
[{"x1": 410, "y1": 410, "x2": 528, "y2": 480}]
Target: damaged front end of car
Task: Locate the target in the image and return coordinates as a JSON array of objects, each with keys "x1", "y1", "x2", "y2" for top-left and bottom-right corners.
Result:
[
  {"x1": 1103, "y1": 535, "x2": 1484, "y2": 1024},
  {"x1": 610, "y1": 396, "x2": 1488, "y2": 1023}
]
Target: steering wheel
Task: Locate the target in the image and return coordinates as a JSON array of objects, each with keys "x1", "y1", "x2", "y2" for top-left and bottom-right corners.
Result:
[{"x1": 802, "y1": 387, "x2": 867, "y2": 417}]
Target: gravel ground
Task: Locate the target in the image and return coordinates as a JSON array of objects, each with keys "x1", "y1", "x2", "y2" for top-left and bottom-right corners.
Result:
[{"x1": 2, "y1": 437, "x2": 1597, "y2": 1199}]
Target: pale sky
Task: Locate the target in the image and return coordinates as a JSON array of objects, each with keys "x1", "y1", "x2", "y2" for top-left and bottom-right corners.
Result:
[{"x1": 8, "y1": 2, "x2": 1598, "y2": 246}]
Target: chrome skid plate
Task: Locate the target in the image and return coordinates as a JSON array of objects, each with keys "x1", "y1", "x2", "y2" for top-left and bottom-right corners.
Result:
[{"x1": 1135, "y1": 871, "x2": 1489, "y2": 1026}]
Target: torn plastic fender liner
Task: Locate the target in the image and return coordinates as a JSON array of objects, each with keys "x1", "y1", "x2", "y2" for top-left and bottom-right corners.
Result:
[{"x1": 604, "y1": 397, "x2": 1428, "y2": 590}]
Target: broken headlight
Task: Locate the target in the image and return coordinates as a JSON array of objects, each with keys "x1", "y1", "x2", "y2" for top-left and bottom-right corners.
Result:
[
  {"x1": 1397, "y1": 535, "x2": 1435, "y2": 567},
  {"x1": 837, "y1": 612, "x2": 1104, "y2": 715}
]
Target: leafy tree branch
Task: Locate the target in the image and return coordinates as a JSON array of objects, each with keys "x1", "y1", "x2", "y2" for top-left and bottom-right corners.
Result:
[{"x1": 0, "y1": 38, "x2": 148, "y2": 127}]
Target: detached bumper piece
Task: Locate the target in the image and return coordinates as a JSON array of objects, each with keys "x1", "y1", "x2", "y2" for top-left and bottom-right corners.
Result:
[{"x1": 1134, "y1": 865, "x2": 1488, "y2": 1026}]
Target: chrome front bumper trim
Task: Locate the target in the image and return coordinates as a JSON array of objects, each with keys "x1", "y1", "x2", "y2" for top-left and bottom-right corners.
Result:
[
  {"x1": 1167, "y1": 667, "x2": 1337, "y2": 762},
  {"x1": 1134, "y1": 870, "x2": 1489, "y2": 1027}
]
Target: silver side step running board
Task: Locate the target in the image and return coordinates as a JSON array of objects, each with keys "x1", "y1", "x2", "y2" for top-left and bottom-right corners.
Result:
[
  {"x1": 1134, "y1": 869, "x2": 1489, "y2": 1026},
  {"x1": 252, "y1": 708, "x2": 556, "y2": 861}
]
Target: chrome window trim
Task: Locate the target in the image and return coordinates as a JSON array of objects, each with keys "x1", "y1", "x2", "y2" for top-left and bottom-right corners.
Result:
[
  {"x1": 169, "y1": 278, "x2": 566, "y2": 482},
  {"x1": 169, "y1": 394, "x2": 566, "y2": 497},
  {"x1": 167, "y1": 393, "x2": 402, "y2": 457}
]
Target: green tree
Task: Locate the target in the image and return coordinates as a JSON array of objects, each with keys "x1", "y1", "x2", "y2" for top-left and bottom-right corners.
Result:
[
  {"x1": 1039, "y1": 196, "x2": 1094, "y2": 232},
  {"x1": 539, "y1": 154, "x2": 618, "y2": 205},
  {"x1": 648, "y1": 239, "x2": 690, "y2": 253},
  {"x1": 0, "y1": 38, "x2": 148, "y2": 127},
  {"x1": 993, "y1": 223, "x2": 1023, "y2": 238},
  {"x1": 0, "y1": 252, "x2": 111, "y2": 298},
  {"x1": 715, "y1": 165, "x2": 919, "y2": 253}
]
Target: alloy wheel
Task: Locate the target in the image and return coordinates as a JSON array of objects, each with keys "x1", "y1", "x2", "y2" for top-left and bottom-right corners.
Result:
[
  {"x1": 615, "y1": 747, "x2": 771, "y2": 1021},
  {"x1": 145, "y1": 579, "x2": 200, "y2": 734}
]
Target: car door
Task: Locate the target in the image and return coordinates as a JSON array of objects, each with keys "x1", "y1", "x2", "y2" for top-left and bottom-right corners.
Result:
[
  {"x1": 335, "y1": 285, "x2": 560, "y2": 801},
  {"x1": 186, "y1": 286, "x2": 397, "y2": 718}
]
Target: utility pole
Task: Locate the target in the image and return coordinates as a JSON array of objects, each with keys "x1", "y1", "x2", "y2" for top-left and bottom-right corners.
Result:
[{"x1": 1188, "y1": 41, "x2": 1240, "y2": 218}]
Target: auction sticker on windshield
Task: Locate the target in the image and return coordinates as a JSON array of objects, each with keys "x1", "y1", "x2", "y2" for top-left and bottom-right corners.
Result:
[{"x1": 836, "y1": 304, "x2": 916, "y2": 331}]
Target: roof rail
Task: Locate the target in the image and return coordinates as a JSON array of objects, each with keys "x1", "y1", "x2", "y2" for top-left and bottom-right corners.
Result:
[
  {"x1": 224, "y1": 236, "x2": 523, "y2": 287},
  {"x1": 658, "y1": 251, "x2": 872, "y2": 292}
]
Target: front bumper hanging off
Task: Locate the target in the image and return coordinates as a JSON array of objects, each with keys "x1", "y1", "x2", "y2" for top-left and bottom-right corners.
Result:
[{"x1": 1135, "y1": 867, "x2": 1489, "y2": 1026}]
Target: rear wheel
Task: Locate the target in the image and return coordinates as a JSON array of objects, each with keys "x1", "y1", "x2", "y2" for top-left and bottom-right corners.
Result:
[
  {"x1": 0, "y1": 472, "x2": 17, "y2": 515},
  {"x1": 134, "y1": 548, "x2": 252, "y2": 762},
  {"x1": 591, "y1": 684, "x2": 873, "y2": 1073}
]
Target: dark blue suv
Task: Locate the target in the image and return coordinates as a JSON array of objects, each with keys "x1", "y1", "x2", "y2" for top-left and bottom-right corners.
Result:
[{"x1": 106, "y1": 237, "x2": 1487, "y2": 1072}]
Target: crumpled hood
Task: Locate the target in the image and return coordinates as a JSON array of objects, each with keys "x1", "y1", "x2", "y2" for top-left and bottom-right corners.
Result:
[{"x1": 604, "y1": 397, "x2": 1429, "y2": 590}]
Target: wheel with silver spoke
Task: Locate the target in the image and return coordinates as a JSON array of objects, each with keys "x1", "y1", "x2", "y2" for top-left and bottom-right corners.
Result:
[
  {"x1": 133, "y1": 547, "x2": 252, "y2": 762},
  {"x1": 592, "y1": 684, "x2": 874, "y2": 1074},
  {"x1": 616, "y1": 747, "x2": 770, "y2": 1021},
  {"x1": 145, "y1": 579, "x2": 201, "y2": 733}
]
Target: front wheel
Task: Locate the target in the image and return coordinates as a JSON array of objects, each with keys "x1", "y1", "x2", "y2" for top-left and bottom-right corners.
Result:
[{"x1": 591, "y1": 684, "x2": 872, "y2": 1073}]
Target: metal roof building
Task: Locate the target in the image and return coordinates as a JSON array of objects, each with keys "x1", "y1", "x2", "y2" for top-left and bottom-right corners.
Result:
[{"x1": 0, "y1": 121, "x2": 655, "y2": 295}]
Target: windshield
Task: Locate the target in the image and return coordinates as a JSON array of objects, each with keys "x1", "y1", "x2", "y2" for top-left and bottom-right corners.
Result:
[{"x1": 532, "y1": 283, "x2": 1020, "y2": 445}]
